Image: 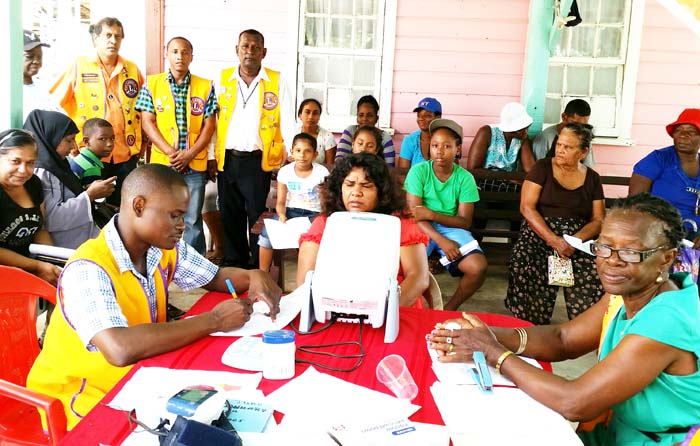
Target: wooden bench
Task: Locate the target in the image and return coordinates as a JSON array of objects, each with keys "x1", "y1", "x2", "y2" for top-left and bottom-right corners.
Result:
[{"x1": 468, "y1": 169, "x2": 630, "y2": 266}]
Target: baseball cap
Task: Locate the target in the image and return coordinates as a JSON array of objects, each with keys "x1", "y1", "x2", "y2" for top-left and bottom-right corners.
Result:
[
  {"x1": 498, "y1": 102, "x2": 533, "y2": 132},
  {"x1": 23, "y1": 30, "x2": 50, "y2": 51},
  {"x1": 666, "y1": 108, "x2": 700, "y2": 136},
  {"x1": 429, "y1": 118, "x2": 463, "y2": 140},
  {"x1": 413, "y1": 97, "x2": 442, "y2": 114}
]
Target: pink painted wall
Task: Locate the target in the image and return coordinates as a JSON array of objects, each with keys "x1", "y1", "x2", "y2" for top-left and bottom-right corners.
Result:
[{"x1": 389, "y1": 0, "x2": 700, "y2": 181}]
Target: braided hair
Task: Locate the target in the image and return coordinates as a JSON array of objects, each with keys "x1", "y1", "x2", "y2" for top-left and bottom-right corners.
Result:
[{"x1": 612, "y1": 193, "x2": 684, "y2": 248}]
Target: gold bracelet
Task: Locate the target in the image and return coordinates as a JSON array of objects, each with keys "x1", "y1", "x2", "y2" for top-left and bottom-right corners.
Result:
[
  {"x1": 514, "y1": 327, "x2": 528, "y2": 355},
  {"x1": 495, "y1": 350, "x2": 514, "y2": 374}
]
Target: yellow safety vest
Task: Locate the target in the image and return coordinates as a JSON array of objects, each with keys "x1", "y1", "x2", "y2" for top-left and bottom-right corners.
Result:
[
  {"x1": 146, "y1": 72, "x2": 213, "y2": 172},
  {"x1": 215, "y1": 67, "x2": 284, "y2": 172},
  {"x1": 26, "y1": 230, "x2": 175, "y2": 429},
  {"x1": 70, "y1": 56, "x2": 142, "y2": 161}
]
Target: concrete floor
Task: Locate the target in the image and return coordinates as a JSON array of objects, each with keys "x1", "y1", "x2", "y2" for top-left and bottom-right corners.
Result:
[{"x1": 170, "y1": 259, "x2": 597, "y2": 381}]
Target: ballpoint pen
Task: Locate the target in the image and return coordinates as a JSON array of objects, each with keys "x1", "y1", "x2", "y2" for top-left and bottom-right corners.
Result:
[{"x1": 225, "y1": 278, "x2": 238, "y2": 299}]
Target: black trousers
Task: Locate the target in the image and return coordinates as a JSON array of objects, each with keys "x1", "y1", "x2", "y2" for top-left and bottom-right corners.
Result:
[{"x1": 217, "y1": 151, "x2": 271, "y2": 268}]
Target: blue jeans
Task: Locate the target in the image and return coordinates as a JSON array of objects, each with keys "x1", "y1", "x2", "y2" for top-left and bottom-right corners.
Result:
[{"x1": 183, "y1": 171, "x2": 207, "y2": 254}]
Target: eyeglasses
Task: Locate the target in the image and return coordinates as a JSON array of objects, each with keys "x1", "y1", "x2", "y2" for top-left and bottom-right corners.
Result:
[
  {"x1": 0, "y1": 129, "x2": 34, "y2": 147},
  {"x1": 590, "y1": 242, "x2": 667, "y2": 263}
]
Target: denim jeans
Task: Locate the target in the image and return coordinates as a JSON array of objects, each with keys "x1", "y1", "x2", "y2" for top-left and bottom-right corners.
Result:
[{"x1": 183, "y1": 171, "x2": 207, "y2": 254}]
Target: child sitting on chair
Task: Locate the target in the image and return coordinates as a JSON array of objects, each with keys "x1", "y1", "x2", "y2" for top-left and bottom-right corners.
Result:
[
  {"x1": 350, "y1": 125, "x2": 383, "y2": 157},
  {"x1": 405, "y1": 119, "x2": 488, "y2": 311},
  {"x1": 69, "y1": 118, "x2": 115, "y2": 187},
  {"x1": 258, "y1": 133, "x2": 329, "y2": 272}
]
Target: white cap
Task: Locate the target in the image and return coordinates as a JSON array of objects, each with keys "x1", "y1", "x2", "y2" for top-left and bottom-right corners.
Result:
[{"x1": 498, "y1": 102, "x2": 533, "y2": 132}]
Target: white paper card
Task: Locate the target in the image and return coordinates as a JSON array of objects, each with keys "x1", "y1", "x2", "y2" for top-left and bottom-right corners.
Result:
[{"x1": 263, "y1": 217, "x2": 311, "y2": 249}]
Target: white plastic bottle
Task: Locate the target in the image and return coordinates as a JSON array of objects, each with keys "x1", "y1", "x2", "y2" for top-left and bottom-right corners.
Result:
[{"x1": 262, "y1": 330, "x2": 296, "y2": 380}]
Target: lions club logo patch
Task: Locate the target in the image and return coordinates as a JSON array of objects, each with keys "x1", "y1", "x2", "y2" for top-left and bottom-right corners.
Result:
[
  {"x1": 262, "y1": 92, "x2": 279, "y2": 111},
  {"x1": 122, "y1": 79, "x2": 139, "y2": 98},
  {"x1": 190, "y1": 97, "x2": 205, "y2": 116}
]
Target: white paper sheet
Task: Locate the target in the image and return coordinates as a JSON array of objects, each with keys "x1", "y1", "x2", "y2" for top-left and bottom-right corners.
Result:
[
  {"x1": 431, "y1": 382, "x2": 582, "y2": 446},
  {"x1": 328, "y1": 418, "x2": 450, "y2": 446},
  {"x1": 563, "y1": 234, "x2": 593, "y2": 256},
  {"x1": 267, "y1": 366, "x2": 420, "y2": 428},
  {"x1": 263, "y1": 217, "x2": 311, "y2": 249},
  {"x1": 427, "y1": 342, "x2": 542, "y2": 386},
  {"x1": 211, "y1": 285, "x2": 305, "y2": 337}
]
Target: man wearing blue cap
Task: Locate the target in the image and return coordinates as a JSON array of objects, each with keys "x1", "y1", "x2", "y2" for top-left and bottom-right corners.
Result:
[{"x1": 398, "y1": 97, "x2": 443, "y2": 168}]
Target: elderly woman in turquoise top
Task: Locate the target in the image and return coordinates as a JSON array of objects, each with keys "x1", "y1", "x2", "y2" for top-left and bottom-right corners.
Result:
[{"x1": 427, "y1": 193, "x2": 700, "y2": 446}]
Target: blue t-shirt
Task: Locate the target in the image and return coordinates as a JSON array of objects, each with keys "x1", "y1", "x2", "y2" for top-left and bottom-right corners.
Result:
[
  {"x1": 633, "y1": 146, "x2": 700, "y2": 231},
  {"x1": 399, "y1": 130, "x2": 428, "y2": 167}
]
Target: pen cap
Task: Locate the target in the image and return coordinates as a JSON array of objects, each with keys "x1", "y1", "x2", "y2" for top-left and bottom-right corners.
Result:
[{"x1": 262, "y1": 330, "x2": 296, "y2": 380}]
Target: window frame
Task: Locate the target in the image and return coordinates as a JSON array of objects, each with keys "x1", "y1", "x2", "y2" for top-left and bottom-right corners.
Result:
[
  {"x1": 285, "y1": 0, "x2": 397, "y2": 133},
  {"x1": 543, "y1": 0, "x2": 645, "y2": 146}
]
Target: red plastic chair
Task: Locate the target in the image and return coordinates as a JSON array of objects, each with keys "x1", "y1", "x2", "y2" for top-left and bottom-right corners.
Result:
[{"x1": 0, "y1": 266, "x2": 66, "y2": 446}]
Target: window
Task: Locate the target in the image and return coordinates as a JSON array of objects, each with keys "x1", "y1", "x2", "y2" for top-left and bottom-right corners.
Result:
[
  {"x1": 296, "y1": 0, "x2": 396, "y2": 131},
  {"x1": 544, "y1": 0, "x2": 639, "y2": 141}
]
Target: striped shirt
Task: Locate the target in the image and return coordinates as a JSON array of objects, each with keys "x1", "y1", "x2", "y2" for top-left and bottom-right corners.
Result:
[
  {"x1": 69, "y1": 147, "x2": 104, "y2": 186},
  {"x1": 60, "y1": 216, "x2": 218, "y2": 350}
]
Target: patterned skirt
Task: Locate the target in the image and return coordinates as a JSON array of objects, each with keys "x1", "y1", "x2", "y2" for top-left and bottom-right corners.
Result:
[{"x1": 505, "y1": 217, "x2": 605, "y2": 325}]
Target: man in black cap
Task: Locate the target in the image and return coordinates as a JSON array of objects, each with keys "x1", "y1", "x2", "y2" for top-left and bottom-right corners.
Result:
[{"x1": 22, "y1": 30, "x2": 62, "y2": 120}]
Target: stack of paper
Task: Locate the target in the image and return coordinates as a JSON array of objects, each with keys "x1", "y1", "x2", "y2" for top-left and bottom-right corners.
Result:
[
  {"x1": 226, "y1": 399, "x2": 274, "y2": 432},
  {"x1": 431, "y1": 382, "x2": 582, "y2": 446},
  {"x1": 263, "y1": 217, "x2": 311, "y2": 249}
]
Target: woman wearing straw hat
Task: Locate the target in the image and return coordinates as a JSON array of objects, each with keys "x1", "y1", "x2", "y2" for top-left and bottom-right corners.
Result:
[
  {"x1": 630, "y1": 108, "x2": 700, "y2": 244},
  {"x1": 467, "y1": 102, "x2": 536, "y2": 192}
]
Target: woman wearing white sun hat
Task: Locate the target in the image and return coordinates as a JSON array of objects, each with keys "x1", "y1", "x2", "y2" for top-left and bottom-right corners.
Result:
[{"x1": 467, "y1": 102, "x2": 535, "y2": 191}]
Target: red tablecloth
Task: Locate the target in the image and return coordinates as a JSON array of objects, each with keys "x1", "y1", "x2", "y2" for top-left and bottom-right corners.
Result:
[{"x1": 59, "y1": 292, "x2": 547, "y2": 445}]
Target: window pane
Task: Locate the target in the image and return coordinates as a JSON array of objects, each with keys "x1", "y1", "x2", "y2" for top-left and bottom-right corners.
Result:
[
  {"x1": 578, "y1": 0, "x2": 599, "y2": 22},
  {"x1": 357, "y1": 0, "x2": 379, "y2": 16},
  {"x1": 327, "y1": 87, "x2": 352, "y2": 116},
  {"x1": 547, "y1": 65, "x2": 564, "y2": 94},
  {"x1": 354, "y1": 59, "x2": 376, "y2": 87},
  {"x1": 303, "y1": 87, "x2": 325, "y2": 104},
  {"x1": 592, "y1": 67, "x2": 617, "y2": 95},
  {"x1": 566, "y1": 66, "x2": 590, "y2": 95},
  {"x1": 328, "y1": 56, "x2": 352, "y2": 86},
  {"x1": 590, "y1": 96, "x2": 617, "y2": 128},
  {"x1": 568, "y1": 26, "x2": 595, "y2": 57},
  {"x1": 553, "y1": 27, "x2": 570, "y2": 58},
  {"x1": 305, "y1": 17, "x2": 327, "y2": 47},
  {"x1": 306, "y1": 0, "x2": 327, "y2": 14},
  {"x1": 331, "y1": 0, "x2": 353, "y2": 15},
  {"x1": 304, "y1": 56, "x2": 326, "y2": 83},
  {"x1": 596, "y1": 27, "x2": 622, "y2": 58},
  {"x1": 544, "y1": 97, "x2": 562, "y2": 124},
  {"x1": 354, "y1": 18, "x2": 377, "y2": 50},
  {"x1": 330, "y1": 18, "x2": 352, "y2": 48},
  {"x1": 600, "y1": 0, "x2": 625, "y2": 22}
]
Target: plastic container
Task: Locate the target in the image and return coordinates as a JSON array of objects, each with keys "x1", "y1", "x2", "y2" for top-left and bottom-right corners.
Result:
[
  {"x1": 262, "y1": 330, "x2": 296, "y2": 380},
  {"x1": 376, "y1": 354, "x2": 419, "y2": 400}
]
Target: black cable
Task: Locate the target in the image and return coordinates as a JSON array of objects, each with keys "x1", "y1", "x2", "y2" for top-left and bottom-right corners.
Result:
[{"x1": 292, "y1": 314, "x2": 367, "y2": 372}]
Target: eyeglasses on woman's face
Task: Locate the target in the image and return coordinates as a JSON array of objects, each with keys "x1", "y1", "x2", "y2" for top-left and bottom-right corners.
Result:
[{"x1": 590, "y1": 242, "x2": 667, "y2": 264}]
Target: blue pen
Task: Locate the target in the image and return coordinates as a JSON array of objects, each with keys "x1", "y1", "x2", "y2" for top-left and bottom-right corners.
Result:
[{"x1": 225, "y1": 279, "x2": 238, "y2": 300}]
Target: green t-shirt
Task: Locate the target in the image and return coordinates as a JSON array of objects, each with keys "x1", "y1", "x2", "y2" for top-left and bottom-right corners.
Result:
[{"x1": 404, "y1": 161, "x2": 479, "y2": 216}]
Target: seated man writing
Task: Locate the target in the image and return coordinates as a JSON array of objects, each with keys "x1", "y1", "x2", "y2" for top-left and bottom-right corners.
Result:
[{"x1": 27, "y1": 164, "x2": 281, "y2": 429}]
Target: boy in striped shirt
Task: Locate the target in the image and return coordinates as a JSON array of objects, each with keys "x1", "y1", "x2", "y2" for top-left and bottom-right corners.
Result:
[{"x1": 69, "y1": 118, "x2": 115, "y2": 186}]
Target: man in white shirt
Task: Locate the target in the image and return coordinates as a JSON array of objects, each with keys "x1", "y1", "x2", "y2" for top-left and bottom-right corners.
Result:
[
  {"x1": 215, "y1": 29, "x2": 294, "y2": 269},
  {"x1": 22, "y1": 30, "x2": 63, "y2": 121}
]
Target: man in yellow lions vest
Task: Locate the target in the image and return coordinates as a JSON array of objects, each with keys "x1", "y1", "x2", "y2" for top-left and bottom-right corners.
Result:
[
  {"x1": 27, "y1": 164, "x2": 282, "y2": 429},
  {"x1": 215, "y1": 29, "x2": 295, "y2": 268},
  {"x1": 136, "y1": 36, "x2": 217, "y2": 255},
  {"x1": 51, "y1": 17, "x2": 145, "y2": 208}
]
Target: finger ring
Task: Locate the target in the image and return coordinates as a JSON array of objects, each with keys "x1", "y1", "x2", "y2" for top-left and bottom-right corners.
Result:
[
  {"x1": 448, "y1": 344, "x2": 454, "y2": 353},
  {"x1": 446, "y1": 337, "x2": 452, "y2": 344}
]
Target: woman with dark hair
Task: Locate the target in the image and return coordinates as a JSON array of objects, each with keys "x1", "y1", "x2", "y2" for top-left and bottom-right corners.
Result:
[
  {"x1": 335, "y1": 95, "x2": 396, "y2": 166},
  {"x1": 296, "y1": 153, "x2": 430, "y2": 307},
  {"x1": 297, "y1": 98, "x2": 336, "y2": 165},
  {"x1": 428, "y1": 193, "x2": 700, "y2": 446},
  {"x1": 24, "y1": 110, "x2": 116, "y2": 249},
  {"x1": 506, "y1": 122, "x2": 605, "y2": 324},
  {"x1": 0, "y1": 128, "x2": 61, "y2": 284}
]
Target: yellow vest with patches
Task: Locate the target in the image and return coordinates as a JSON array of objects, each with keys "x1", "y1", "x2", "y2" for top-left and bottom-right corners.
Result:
[
  {"x1": 26, "y1": 230, "x2": 175, "y2": 429},
  {"x1": 71, "y1": 56, "x2": 142, "y2": 159},
  {"x1": 215, "y1": 67, "x2": 284, "y2": 171},
  {"x1": 147, "y1": 73, "x2": 213, "y2": 171}
]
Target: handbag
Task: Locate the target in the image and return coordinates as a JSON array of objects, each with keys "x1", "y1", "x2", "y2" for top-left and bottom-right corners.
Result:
[
  {"x1": 548, "y1": 251, "x2": 574, "y2": 287},
  {"x1": 92, "y1": 201, "x2": 118, "y2": 228}
]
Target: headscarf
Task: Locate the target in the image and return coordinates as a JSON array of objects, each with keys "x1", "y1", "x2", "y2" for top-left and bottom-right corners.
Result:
[{"x1": 23, "y1": 110, "x2": 83, "y2": 197}]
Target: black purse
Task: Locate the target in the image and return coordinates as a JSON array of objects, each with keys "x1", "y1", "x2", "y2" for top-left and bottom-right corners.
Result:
[{"x1": 92, "y1": 201, "x2": 118, "y2": 228}]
